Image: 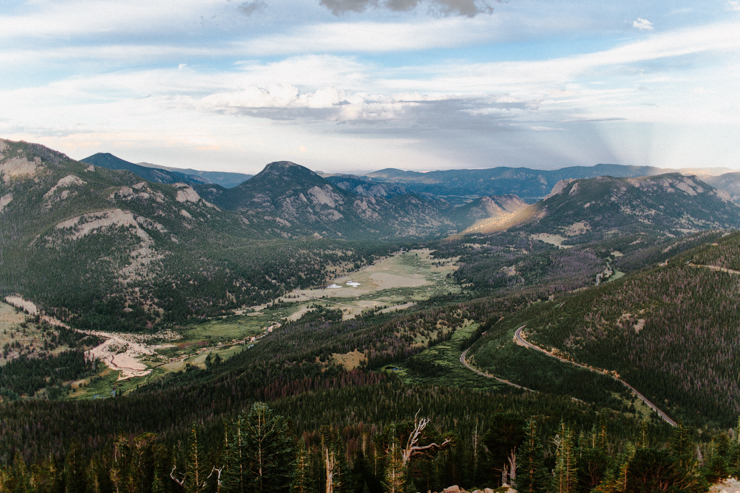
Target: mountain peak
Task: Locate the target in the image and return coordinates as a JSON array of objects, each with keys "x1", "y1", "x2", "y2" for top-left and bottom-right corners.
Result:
[{"x1": 259, "y1": 161, "x2": 315, "y2": 177}]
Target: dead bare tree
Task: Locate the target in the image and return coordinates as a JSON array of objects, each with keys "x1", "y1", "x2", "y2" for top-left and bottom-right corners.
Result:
[
  {"x1": 508, "y1": 449, "x2": 517, "y2": 487},
  {"x1": 324, "y1": 445, "x2": 338, "y2": 493},
  {"x1": 401, "y1": 411, "x2": 452, "y2": 466},
  {"x1": 170, "y1": 466, "x2": 186, "y2": 487},
  {"x1": 208, "y1": 466, "x2": 224, "y2": 492}
]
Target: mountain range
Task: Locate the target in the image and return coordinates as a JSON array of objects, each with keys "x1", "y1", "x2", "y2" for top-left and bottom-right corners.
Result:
[
  {"x1": 3, "y1": 137, "x2": 740, "y2": 330},
  {"x1": 81, "y1": 152, "x2": 252, "y2": 188},
  {"x1": 4, "y1": 137, "x2": 740, "y2": 491}
]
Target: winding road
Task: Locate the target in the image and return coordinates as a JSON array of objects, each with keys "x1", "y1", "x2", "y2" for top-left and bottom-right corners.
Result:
[
  {"x1": 513, "y1": 325, "x2": 676, "y2": 427},
  {"x1": 459, "y1": 347, "x2": 535, "y2": 392}
]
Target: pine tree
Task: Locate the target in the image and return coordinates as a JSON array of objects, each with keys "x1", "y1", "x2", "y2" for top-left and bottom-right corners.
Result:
[
  {"x1": 185, "y1": 425, "x2": 210, "y2": 493},
  {"x1": 383, "y1": 428, "x2": 405, "y2": 493},
  {"x1": 552, "y1": 422, "x2": 577, "y2": 493},
  {"x1": 224, "y1": 403, "x2": 294, "y2": 493},
  {"x1": 705, "y1": 434, "x2": 730, "y2": 483},
  {"x1": 291, "y1": 438, "x2": 315, "y2": 493},
  {"x1": 85, "y1": 459, "x2": 102, "y2": 493},
  {"x1": 728, "y1": 417, "x2": 740, "y2": 477},
  {"x1": 3, "y1": 453, "x2": 31, "y2": 493},
  {"x1": 65, "y1": 440, "x2": 87, "y2": 493},
  {"x1": 668, "y1": 423, "x2": 707, "y2": 493},
  {"x1": 322, "y1": 426, "x2": 346, "y2": 493},
  {"x1": 224, "y1": 416, "x2": 247, "y2": 493},
  {"x1": 30, "y1": 457, "x2": 62, "y2": 493},
  {"x1": 518, "y1": 419, "x2": 549, "y2": 493}
]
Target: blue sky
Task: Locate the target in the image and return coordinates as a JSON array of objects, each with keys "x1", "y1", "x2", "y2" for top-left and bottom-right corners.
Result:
[{"x1": 1, "y1": 0, "x2": 739, "y2": 174}]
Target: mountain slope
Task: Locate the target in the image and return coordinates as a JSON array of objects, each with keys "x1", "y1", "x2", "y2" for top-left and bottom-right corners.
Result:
[
  {"x1": 703, "y1": 171, "x2": 740, "y2": 204},
  {"x1": 137, "y1": 161, "x2": 252, "y2": 188},
  {"x1": 199, "y1": 161, "x2": 457, "y2": 239},
  {"x1": 0, "y1": 140, "x2": 379, "y2": 330},
  {"x1": 365, "y1": 163, "x2": 672, "y2": 202},
  {"x1": 446, "y1": 195, "x2": 528, "y2": 233},
  {"x1": 81, "y1": 152, "x2": 207, "y2": 186},
  {"x1": 468, "y1": 231, "x2": 740, "y2": 427},
  {"x1": 509, "y1": 174, "x2": 740, "y2": 243}
]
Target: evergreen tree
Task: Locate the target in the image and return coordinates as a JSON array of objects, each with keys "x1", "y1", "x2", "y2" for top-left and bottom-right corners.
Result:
[
  {"x1": 728, "y1": 417, "x2": 740, "y2": 477},
  {"x1": 223, "y1": 416, "x2": 247, "y2": 493},
  {"x1": 322, "y1": 426, "x2": 347, "y2": 493},
  {"x1": 668, "y1": 422, "x2": 706, "y2": 493},
  {"x1": 383, "y1": 429, "x2": 405, "y2": 493},
  {"x1": 552, "y1": 422, "x2": 577, "y2": 493},
  {"x1": 291, "y1": 438, "x2": 315, "y2": 493},
  {"x1": 224, "y1": 403, "x2": 293, "y2": 493},
  {"x1": 704, "y1": 433, "x2": 730, "y2": 483},
  {"x1": 518, "y1": 419, "x2": 549, "y2": 493},
  {"x1": 3, "y1": 453, "x2": 31, "y2": 493},
  {"x1": 30, "y1": 457, "x2": 63, "y2": 493},
  {"x1": 64, "y1": 440, "x2": 87, "y2": 493},
  {"x1": 84, "y1": 459, "x2": 101, "y2": 493},
  {"x1": 185, "y1": 425, "x2": 210, "y2": 493}
]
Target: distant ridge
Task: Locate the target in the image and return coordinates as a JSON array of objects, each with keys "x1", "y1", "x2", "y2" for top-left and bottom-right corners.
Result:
[
  {"x1": 361, "y1": 164, "x2": 669, "y2": 202},
  {"x1": 137, "y1": 161, "x2": 251, "y2": 188},
  {"x1": 81, "y1": 153, "x2": 206, "y2": 186}
]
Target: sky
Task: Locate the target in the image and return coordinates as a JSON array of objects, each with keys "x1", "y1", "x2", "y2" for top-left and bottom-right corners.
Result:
[{"x1": 1, "y1": 0, "x2": 739, "y2": 175}]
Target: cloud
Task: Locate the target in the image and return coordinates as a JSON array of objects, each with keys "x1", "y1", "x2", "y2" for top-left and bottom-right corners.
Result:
[
  {"x1": 191, "y1": 84, "x2": 537, "y2": 138},
  {"x1": 727, "y1": 0, "x2": 740, "y2": 11},
  {"x1": 319, "y1": 0, "x2": 495, "y2": 17},
  {"x1": 239, "y1": 0, "x2": 267, "y2": 16},
  {"x1": 237, "y1": 16, "x2": 500, "y2": 54},
  {"x1": 633, "y1": 18, "x2": 654, "y2": 31}
]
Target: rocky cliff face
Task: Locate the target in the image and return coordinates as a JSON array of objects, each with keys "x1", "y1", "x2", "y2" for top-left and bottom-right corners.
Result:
[{"x1": 515, "y1": 173, "x2": 740, "y2": 243}]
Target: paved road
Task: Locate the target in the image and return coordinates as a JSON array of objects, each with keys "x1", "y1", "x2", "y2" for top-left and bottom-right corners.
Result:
[
  {"x1": 688, "y1": 263, "x2": 740, "y2": 276},
  {"x1": 514, "y1": 326, "x2": 677, "y2": 427},
  {"x1": 459, "y1": 347, "x2": 535, "y2": 392}
]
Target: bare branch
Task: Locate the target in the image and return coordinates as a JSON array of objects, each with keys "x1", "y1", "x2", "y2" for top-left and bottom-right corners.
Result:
[
  {"x1": 170, "y1": 465, "x2": 186, "y2": 486},
  {"x1": 401, "y1": 413, "x2": 451, "y2": 464}
]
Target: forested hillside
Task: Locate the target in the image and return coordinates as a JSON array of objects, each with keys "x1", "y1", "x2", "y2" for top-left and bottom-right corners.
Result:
[
  {"x1": 3, "y1": 138, "x2": 740, "y2": 493},
  {"x1": 0, "y1": 139, "x2": 396, "y2": 330},
  {"x1": 470, "y1": 231, "x2": 740, "y2": 428}
]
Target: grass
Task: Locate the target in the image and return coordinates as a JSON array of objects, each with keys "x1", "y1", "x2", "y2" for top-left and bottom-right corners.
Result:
[{"x1": 397, "y1": 322, "x2": 510, "y2": 392}]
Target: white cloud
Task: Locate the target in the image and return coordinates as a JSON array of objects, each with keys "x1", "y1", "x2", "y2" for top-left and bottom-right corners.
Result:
[
  {"x1": 0, "y1": 0, "x2": 226, "y2": 39},
  {"x1": 633, "y1": 18, "x2": 654, "y2": 31},
  {"x1": 237, "y1": 17, "x2": 500, "y2": 55},
  {"x1": 727, "y1": 0, "x2": 740, "y2": 11}
]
